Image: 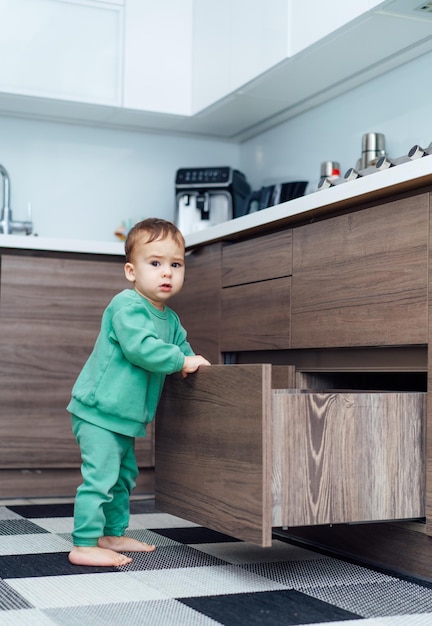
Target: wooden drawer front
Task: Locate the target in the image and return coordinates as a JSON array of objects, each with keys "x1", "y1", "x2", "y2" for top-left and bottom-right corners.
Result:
[
  {"x1": 220, "y1": 277, "x2": 291, "y2": 351},
  {"x1": 291, "y1": 195, "x2": 428, "y2": 348},
  {"x1": 272, "y1": 390, "x2": 425, "y2": 528},
  {"x1": 222, "y1": 230, "x2": 292, "y2": 287}
]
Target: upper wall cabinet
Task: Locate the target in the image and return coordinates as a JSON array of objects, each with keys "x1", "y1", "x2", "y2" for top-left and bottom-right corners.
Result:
[
  {"x1": 123, "y1": 0, "x2": 193, "y2": 115},
  {"x1": 0, "y1": 0, "x2": 432, "y2": 139},
  {"x1": 0, "y1": 0, "x2": 123, "y2": 105},
  {"x1": 191, "y1": 0, "x2": 289, "y2": 114},
  {"x1": 288, "y1": 0, "x2": 383, "y2": 56}
]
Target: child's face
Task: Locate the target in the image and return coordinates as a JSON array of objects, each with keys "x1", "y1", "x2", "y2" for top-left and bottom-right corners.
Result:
[{"x1": 124, "y1": 234, "x2": 185, "y2": 310}]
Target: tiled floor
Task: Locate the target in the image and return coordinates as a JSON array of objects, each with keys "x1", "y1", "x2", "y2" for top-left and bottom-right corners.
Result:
[{"x1": 1, "y1": 498, "x2": 432, "y2": 625}]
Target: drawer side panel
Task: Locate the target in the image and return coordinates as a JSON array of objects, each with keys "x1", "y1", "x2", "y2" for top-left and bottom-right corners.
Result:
[{"x1": 155, "y1": 364, "x2": 273, "y2": 546}]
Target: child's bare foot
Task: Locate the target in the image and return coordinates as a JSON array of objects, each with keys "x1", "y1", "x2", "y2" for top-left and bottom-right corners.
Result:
[
  {"x1": 98, "y1": 535, "x2": 156, "y2": 553},
  {"x1": 68, "y1": 546, "x2": 132, "y2": 567}
]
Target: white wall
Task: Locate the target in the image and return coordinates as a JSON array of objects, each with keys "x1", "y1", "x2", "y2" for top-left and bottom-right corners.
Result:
[
  {"x1": 239, "y1": 49, "x2": 432, "y2": 193},
  {"x1": 0, "y1": 117, "x2": 239, "y2": 241}
]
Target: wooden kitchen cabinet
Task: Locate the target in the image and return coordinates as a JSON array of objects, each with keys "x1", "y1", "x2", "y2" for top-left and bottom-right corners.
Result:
[
  {"x1": 291, "y1": 194, "x2": 429, "y2": 348},
  {"x1": 154, "y1": 185, "x2": 432, "y2": 578},
  {"x1": 169, "y1": 243, "x2": 222, "y2": 364},
  {"x1": 155, "y1": 364, "x2": 425, "y2": 546},
  {"x1": 0, "y1": 253, "x2": 154, "y2": 497},
  {"x1": 220, "y1": 231, "x2": 292, "y2": 351}
]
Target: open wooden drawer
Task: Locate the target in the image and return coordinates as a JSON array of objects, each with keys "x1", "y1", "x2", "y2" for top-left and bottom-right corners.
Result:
[{"x1": 155, "y1": 364, "x2": 425, "y2": 547}]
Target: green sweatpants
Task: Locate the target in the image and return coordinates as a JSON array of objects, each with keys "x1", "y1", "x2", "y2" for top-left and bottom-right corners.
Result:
[{"x1": 71, "y1": 415, "x2": 138, "y2": 547}]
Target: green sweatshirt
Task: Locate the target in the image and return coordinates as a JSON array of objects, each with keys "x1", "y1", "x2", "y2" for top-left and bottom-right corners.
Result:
[{"x1": 67, "y1": 288, "x2": 194, "y2": 437}]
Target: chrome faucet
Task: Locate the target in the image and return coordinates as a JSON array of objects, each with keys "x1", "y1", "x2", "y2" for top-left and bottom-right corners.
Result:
[{"x1": 0, "y1": 164, "x2": 33, "y2": 235}]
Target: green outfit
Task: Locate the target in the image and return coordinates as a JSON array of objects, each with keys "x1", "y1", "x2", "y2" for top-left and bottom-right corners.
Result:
[{"x1": 67, "y1": 288, "x2": 194, "y2": 546}]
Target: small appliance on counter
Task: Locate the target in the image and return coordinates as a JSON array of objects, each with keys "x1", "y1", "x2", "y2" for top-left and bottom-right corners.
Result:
[
  {"x1": 244, "y1": 180, "x2": 308, "y2": 214},
  {"x1": 175, "y1": 166, "x2": 251, "y2": 235}
]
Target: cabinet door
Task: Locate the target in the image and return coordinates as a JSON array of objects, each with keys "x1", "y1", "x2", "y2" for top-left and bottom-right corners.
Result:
[
  {"x1": 0, "y1": 0, "x2": 122, "y2": 104},
  {"x1": 169, "y1": 243, "x2": 222, "y2": 364},
  {"x1": 289, "y1": 0, "x2": 380, "y2": 55},
  {"x1": 0, "y1": 254, "x2": 152, "y2": 472},
  {"x1": 192, "y1": 0, "x2": 289, "y2": 112},
  {"x1": 291, "y1": 194, "x2": 429, "y2": 348},
  {"x1": 123, "y1": 0, "x2": 193, "y2": 114}
]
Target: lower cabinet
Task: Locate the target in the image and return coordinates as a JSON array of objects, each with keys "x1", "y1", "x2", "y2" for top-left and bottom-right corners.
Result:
[
  {"x1": 220, "y1": 231, "x2": 292, "y2": 352},
  {"x1": 155, "y1": 364, "x2": 425, "y2": 547},
  {"x1": 291, "y1": 194, "x2": 429, "y2": 348},
  {"x1": 169, "y1": 243, "x2": 222, "y2": 364},
  {"x1": 0, "y1": 253, "x2": 154, "y2": 497}
]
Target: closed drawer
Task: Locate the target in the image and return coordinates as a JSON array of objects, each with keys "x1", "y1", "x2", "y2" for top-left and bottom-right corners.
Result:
[
  {"x1": 155, "y1": 365, "x2": 425, "y2": 546},
  {"x1": 220, "y1": 277, "x2": 291, "y2": 351},
  {"x1": 291, "y1": 195, "x2": 428, "y2": 348},
  {"x1": 222, "y1": 230, "x2": 292, "y2": 287}
]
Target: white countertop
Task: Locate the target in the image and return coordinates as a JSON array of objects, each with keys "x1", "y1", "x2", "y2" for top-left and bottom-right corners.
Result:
[
  {"x1": 0, "y1": 234, "x2": 126, "y2": 256},
  {"x1": 184, "y1": 154, "x2": 432, "y2": 248},
  {"x1": 0, "y1": 155, "x2": 431, "y2": 255}
]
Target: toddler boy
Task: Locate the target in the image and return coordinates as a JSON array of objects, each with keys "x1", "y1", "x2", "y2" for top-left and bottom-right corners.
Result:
[{"x1": 67, "y1": 218, "x2": 210, "y2": 567}]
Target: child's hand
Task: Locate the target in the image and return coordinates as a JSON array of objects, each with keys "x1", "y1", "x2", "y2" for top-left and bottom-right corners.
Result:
[{"x1": 181, "y1": 355, "x2": 211, "y2": 378}]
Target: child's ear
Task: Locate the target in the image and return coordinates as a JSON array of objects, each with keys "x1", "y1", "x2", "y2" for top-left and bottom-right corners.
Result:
[{"x1": 124, "y1": 262, "x2": 136, "y2": 283}]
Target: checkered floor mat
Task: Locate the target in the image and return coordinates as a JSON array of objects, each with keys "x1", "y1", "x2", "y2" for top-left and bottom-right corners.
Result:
[{"x1": 1, "y1": 499, "x2": 432, "y2": 625}]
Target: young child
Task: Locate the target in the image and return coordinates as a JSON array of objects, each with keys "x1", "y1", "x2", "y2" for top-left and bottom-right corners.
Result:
[{"x1": 67, "y1": 218, "x2": 210, "y2": 567}]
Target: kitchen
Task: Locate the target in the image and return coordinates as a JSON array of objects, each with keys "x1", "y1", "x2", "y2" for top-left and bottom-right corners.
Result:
[{"x1": 2, "y1": 0, "x2": 432, "y2": 622}]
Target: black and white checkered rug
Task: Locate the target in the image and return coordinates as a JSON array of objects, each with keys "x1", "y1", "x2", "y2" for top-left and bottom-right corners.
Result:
[{"x1": 1, "y1": 498, "x2": 432, "y2": 625}]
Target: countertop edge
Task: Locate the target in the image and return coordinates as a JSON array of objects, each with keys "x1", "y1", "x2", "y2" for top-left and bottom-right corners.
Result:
[
  {"x1": 0, "y1": 236, "x2": 126, "y2": 256},
  {"x1": 0, "y1": 156, "x2": 431, "y2": 255},
  {"x1": 184, "y1": 156, "x2": 432, "y2": 249}
]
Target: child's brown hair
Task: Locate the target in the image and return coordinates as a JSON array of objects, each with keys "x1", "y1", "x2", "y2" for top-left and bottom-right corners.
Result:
[{"x1": 125, "y1": 218, "x2": 185, "y2": 262}]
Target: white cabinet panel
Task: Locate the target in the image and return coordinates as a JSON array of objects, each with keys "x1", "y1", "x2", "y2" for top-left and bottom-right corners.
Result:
[
  {"x1": 288, "y1": 0, "x2": 377, "y2": 55},
  {"x1": 0, "y1": 0, "x2": 122, "y2": 105},
  {"x1": 123, "y1": 0, "x2": 193, "y2": 115},
  {"x1": 192, "y1": 0, "x2": 289, "y2": 113}
]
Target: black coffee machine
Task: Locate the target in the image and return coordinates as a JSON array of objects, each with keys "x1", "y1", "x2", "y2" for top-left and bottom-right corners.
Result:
[{"x1": 175, "y1": 166, "x2": 251, "y2": 236}]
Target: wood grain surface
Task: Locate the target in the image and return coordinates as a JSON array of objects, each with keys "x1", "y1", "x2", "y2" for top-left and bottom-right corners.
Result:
[
  {"x1": 0, "y1": 254, "x2": 153, "y2": 478},
  {"x1": 220, "y1": 277, "x2": 291, "y2": 351},
  {"x1": 222, "y1": 230, "x2": 292, "y2": 287},
  {"x1": 426, "y1": 191, "x2": 432, "y2": 535},
  {"x1": 155, "y1": 364, "x2": 273, "y2": 546},
  {"x1": 272, "y1": 390, "x2": 426, "y2": 527},
  {"x1": 291, "y1": 194, "x2": 429, "y2": 348},
  {"x1": 169, "y1": 243, "x2": 222, "y2": 364}
]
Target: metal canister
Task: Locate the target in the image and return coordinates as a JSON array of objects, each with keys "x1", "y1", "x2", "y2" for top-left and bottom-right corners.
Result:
[
  {"x1": 360, "y1": 133, "x2": 386, "y2": 169},
  {"x1": 320, "y1": 161, "x2": 341, "y2": 180},
  {"x1": 318, "y1": 161, "x2": 341, "y2": 189}
]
